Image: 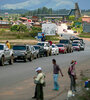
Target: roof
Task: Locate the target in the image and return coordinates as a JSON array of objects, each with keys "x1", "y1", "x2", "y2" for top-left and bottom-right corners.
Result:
[
  {"x1": 83, "y1": 15, "x2": 90, "y2": 18},
  {"x1": 19, "y1": 17, "x2": 28, "y2": 20}
]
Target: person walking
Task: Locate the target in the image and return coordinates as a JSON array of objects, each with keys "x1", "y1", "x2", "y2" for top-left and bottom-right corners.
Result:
[
  {"x1": 6, "y1": 41, "x2": 10, "y2": 49},
  {"x1": 52, "y1": 59, "x2": 63, "y2": 91},
  {"x1": 33, "y1": 67, "x2": 45, "y2": 100},
  {"x1": 68, "y1": 60, "x2": 77, "y2": 92}
]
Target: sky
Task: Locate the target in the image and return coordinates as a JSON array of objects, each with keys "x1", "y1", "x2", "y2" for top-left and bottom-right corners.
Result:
[{"x1": 0, "y1": 0, "x2": 90, "y2": 10}]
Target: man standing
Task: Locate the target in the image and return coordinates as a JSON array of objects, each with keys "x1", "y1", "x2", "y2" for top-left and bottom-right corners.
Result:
[
  {"x1": 33, "y1": 67, "x2": 45, "y2": 100},
  {"x1": 52, "y1": 59, "x2": 63, "y2": 91},
  {"x1": 6, "y1": 41, "x2": 10, "y2": 49}
]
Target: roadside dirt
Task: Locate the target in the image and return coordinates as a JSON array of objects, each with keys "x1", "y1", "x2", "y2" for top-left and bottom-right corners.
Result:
[{"x1": 0, "y1": 59, "x2": 90, "y2": 100}]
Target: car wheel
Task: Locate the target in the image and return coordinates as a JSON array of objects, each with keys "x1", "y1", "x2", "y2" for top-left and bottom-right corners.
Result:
[
  {"x1": 28, "y1": 56, "x2": 32, "y2": 61},
  {"x1": 9, "y1": 55, "x2": 14, "y2": 65},
  {"x1": 0, "y1": 56, "x2": 4, "y2": 66},
  {"x1": 24, "y1": 58, "x2": 27, "y2": 62}
]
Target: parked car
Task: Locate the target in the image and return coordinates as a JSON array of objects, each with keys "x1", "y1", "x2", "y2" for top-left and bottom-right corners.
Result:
[
  {"x1": 33, "y1": 45, "x2": 46, "y2": 57},
  {"x1": 59, "y1": 39, "x2": 73, "y2": 53},
  {"x1": 13, "y1": 45, "x2": 32, "y2": 62},
  {"x1": 72, "y1": 43, "x2": 80, "y2": 51},
  {"x1": 30, "y1": 46, "x2": 38, "y2": 59},
  {"x1": 0, "y1": 44, "x2": 14, "y2": 66},
  {"x1": 52, "y1": 44, "x2": 59, "y2": 55},
  {"x1": 72, "y1": 40, "x2": 85, "y2": 51},
  {"x1": 37, "y1": 42, "x2": 52, "y2": 56},
  {"x1": 56, "y1": 44, "x2": 67, "y2": 54}
]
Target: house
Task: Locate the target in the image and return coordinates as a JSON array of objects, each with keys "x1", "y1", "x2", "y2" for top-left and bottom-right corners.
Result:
[
  {"x1": 82, "y1": 15, "x2": 90, "y2": 33},
  {"x1": 82, "y1": 15, "x2": 90, "y2": 23}
]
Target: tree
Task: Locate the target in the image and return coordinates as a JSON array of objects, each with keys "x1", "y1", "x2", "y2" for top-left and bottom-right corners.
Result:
[
  {"x1": 10, "y1": 24, "x2": 28, "y2": 32},
  {"x1": 0, "y1": 17, "x2": 3, "y2": 20}
]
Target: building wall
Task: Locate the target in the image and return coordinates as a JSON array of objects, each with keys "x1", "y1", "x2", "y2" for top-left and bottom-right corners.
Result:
[{"x1": 83, "y1": 22, "x2": 90, "y2": 33}]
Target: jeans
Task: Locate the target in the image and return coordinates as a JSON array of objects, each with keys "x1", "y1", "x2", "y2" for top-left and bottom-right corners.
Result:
[
  {"x1": 53, "y1": 74, "x2": 59, "y2": 90},
  {"x1": 70, "y1": 75, "x2": 76, "y2": 92}
]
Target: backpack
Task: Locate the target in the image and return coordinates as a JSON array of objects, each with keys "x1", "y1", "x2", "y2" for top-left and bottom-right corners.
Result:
[{"x1": 68, "y1": 67, "x2": 71, "y2": 75}]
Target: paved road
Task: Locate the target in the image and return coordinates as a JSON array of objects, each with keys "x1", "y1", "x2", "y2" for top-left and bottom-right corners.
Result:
[{"x1": 0, "y1": 36, "x2": 90, "y2": 100}]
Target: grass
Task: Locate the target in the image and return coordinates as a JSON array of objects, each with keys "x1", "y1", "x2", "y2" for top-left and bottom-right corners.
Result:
[
  {"x1": 0, "y1": 29, "x2": 35, "y2": 40},
  {"x1": 72, "y1": 26, "x2": 83, "y2": 33},
  {"x1": 79, "y1": 32, "x2": 90, "y2": 38},
  {"x1": 45, "y1": 34, "x2": 60, "y2": 41}
]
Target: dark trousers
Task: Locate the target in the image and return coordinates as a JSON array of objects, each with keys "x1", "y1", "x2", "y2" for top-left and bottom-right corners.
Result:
[
  {"x1": 70, "y1": 75, "x2": 76, "y2": 91},
  {"x1": 34, "y1": 84, "x2": 44, "y2": 100}
]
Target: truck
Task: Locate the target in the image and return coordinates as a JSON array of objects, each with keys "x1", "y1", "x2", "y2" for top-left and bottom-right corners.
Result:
[
  {"x1": 0, "y1": 44, "x2": 14, "y2": 66},
  {"x1": 37, "y1": 42, "x2": 52, "y2": 56}
]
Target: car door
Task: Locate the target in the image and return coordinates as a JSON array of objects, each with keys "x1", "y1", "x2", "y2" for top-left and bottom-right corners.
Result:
[
  {"x1": 4, "y1": 45, "x2": 10, "y2": 60},
  {"x1": 26, "y1": 46, "x2": 30, "y2": 58}
]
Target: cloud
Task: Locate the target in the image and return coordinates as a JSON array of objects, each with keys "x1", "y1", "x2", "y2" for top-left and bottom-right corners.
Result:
[
  {"x1": 1, "y1": 0, "x2": 74, "y2": 9},
  {"x1": 2, "y1": 0, "x2": 41, "y2": 9}
]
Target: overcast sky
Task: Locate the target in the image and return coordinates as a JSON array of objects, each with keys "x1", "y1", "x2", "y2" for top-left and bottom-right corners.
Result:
[{"x1": 0, "y1": 0, "x2": 90, "y2": 10}]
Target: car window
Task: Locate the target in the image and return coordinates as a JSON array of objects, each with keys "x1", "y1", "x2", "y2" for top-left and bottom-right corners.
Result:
[
  {"x1": 57, "y1": 45, "x2": 64, "y2": 47},
  {"x1": 0, "y1": 45, "x2": 4, "y2": 50},
  {"x1": 27, "y1": 46, "x2": 30, "y2": 51},
  {"x1": 13, "y1": 46, "x2": 26, "y2": 50}
]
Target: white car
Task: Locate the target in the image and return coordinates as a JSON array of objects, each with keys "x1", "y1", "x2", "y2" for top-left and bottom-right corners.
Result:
[
  {"x1": 37, "y1": 42, "x2": 52, "y2": 56},
  {"x1": 0, "y1": 44, "x2": 14, "y2": 66},
  {"x1": 52, "y1": 44, "x2": 59, "y2": 55}
]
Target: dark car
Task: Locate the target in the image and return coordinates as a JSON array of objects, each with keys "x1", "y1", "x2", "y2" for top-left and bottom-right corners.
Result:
[
  {"x1": 33, "y1": 45, "x2": 46, "y2": 57},
  {"x1": 13, "y1": 45, "x2": 33, "y2": 62},
  {"x1": 59, "y1": 39, "x2": 73, "y2": 53}
]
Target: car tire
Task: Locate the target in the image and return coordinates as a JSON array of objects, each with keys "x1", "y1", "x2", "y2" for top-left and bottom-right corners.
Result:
[
  {"x1": 9, "y1": 55, "x2": 14, "y2": 65},
  {"x1": 0, "y1": 56, "x2": 4, "y2": 66},
  {"x1": 28, "y1": 56, "x2": 32, "y2": 61},
  {"x1": 24, "y1": 58, "x2": 27, "y2": 62}
]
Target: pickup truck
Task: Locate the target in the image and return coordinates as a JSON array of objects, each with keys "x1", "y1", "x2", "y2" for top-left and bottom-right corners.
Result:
[
  {"x1": 0, "y1": 44, "x2": 14, "y2": 66},
  {"x1": 59, "y1": 39, "x2": 73, "y2": 53},
  {"x1": 37, "y1": 42, "x2": 52, "y2": 56},
  {"x1": 13, "y1": 45, "x2": 33, "y2": 62}
]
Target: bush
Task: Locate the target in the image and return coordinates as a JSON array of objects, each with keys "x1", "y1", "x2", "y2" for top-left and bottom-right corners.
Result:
[
  {"x1": 10, "y1": 25, "x2": 19, "y2": 31},
  {"x1": 10, "y1": 24, "x2": 29, "y2": 32},
  {"x1": 29, "y1": 30, "x2": 38, "y2": 38}
]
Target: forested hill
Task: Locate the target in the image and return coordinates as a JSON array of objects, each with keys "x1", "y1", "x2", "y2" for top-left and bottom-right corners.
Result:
[{"x1": 0, "y1": 8, "x2": 90, "y2": 16}]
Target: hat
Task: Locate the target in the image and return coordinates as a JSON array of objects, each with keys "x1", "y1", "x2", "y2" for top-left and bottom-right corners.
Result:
[{"x1": 35, "y1": 67, "x2": 42, "y2": 72}]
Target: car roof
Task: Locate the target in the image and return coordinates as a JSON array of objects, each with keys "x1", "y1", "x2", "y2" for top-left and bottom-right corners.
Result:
[{"x1": 0, "y1": 43, "x2": 6, "y2": 46}]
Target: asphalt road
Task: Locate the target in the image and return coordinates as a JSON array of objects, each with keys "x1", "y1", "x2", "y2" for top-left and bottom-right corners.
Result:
[{"x1": 0, "y1": 34, "x2": 90, "y2": 100}]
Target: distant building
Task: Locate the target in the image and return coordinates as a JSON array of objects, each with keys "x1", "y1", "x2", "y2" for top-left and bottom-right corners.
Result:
[
  {"x1": 82, "y1": 15, "x2": 90, "y2": 33},
  {"x1": 0, "y1": 20, "x2": 11, "y2": 28},
  {"x1": 19, "y1": 17, "x2": 28, "y2": 22},
  {"x1": 32, "y1": 16, "x2": 38, "y2": 22},
  {"x1": 82, "y1": 15, "x2": 90, "y2": 23},
  {"x1": 42, "y1": 23, "x2": 57, "y2": 35}
]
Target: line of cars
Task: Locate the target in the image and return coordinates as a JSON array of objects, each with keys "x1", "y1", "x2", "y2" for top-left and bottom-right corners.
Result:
[{"x1": 0, "y1": 38, "x2": 85, "y2": 66}]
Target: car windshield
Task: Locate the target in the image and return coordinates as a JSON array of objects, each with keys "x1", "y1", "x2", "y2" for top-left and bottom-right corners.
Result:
[
  {"x1": 34, "y1": 46, "x2": 39, "y2": 50},
  {"x1": 0, "y1": 45, "x2": 4, "y2": 50},
  {"x1": 13, "y1": 46, "x2": 26, "y2": 50},
  {"x1": 60, "y1": 40, "x2": 69, "y2": 44},
  {"x1": 57, "y1": 45, "x2": 64, "y2": 47},
  {"x1": 72, "y1": 44, "x2": 78, "y2": 46},
  {"x1": 37, "y1": 43, "x2": 44, "y2": 46}
]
